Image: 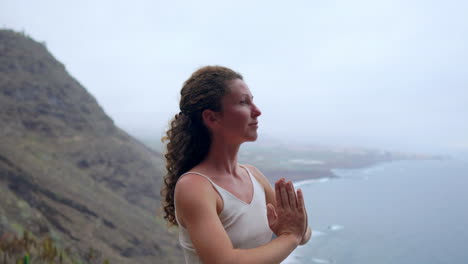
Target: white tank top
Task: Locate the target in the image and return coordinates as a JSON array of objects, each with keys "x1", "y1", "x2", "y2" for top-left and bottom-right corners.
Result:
[{"x1": 175, "y1": 164, "x2": 273, "y2": 264}]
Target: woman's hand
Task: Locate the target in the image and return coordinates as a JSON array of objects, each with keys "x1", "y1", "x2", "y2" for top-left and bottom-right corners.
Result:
[
  {"x1": 267, "y1": 178, "x2": 307, "y2": 244},
  {"x1": 299, "y1": 209, "x2": 312, "y2": 245}
]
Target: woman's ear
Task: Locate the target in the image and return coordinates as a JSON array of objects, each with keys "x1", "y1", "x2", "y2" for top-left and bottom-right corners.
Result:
[{"x1": 202, "y1": 109, "x2": 220, "y2": 129}]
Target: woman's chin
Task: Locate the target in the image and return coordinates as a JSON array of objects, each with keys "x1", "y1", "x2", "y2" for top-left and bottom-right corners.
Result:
[{"x1": 245, "y1": 133, "x2": 259, "y2": 142}]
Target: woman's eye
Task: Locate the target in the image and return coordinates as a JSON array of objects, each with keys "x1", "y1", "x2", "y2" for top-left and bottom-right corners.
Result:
[{"x1": 240, "y1": 100, "x2": 248, "y2": 104}]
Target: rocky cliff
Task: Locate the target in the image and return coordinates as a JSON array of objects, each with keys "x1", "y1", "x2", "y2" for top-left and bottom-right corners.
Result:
[{"x1": 0, "y1": 29, "x2": 182, "y2": 263}]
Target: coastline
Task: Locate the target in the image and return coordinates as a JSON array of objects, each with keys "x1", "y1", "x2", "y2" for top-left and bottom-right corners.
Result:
[
  {"x1": 261, "y1": 155, "x2": 444, "y2": 184},
  {"x1": 262, "y1": 168, "x2": 337, "y2": 183}
]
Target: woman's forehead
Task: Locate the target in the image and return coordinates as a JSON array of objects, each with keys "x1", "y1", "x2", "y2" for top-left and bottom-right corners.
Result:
[{"x1": 226, "y1": 79, "x2": 252, "y2": 97}]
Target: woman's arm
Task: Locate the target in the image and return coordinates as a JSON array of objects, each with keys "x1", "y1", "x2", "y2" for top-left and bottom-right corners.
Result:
[
  {"x1": 175, "y1": 175, "x2": 306, "y2": 264},
  {"x1": 244, "y1": 164, "x2": 312, "y2": 245}
]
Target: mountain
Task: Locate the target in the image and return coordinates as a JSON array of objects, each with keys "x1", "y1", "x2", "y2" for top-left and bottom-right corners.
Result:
[{"x1": 0, "y1": 29, "x2": 182, "y2": 263}]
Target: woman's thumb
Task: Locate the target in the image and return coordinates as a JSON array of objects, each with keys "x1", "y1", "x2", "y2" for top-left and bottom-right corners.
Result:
[{"x1": 267, "y1": 203, "x2": 277, "y2": 224}]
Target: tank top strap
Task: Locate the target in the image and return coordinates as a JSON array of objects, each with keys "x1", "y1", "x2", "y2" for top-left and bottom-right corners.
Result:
[
  {"x1": 179, "y1": 171, "x2": 225, "y2": 193},
  {"x1": 238, "y1": 164, "x2": 253, "y2": 181},
  {"x1": 180, "y1": 165, "x2": 258, "y2": 204},
  {"x1": 238, "y1": 164, "x2": 261, "y2": 191},
  {"x1": 180, "y1": 165, "x2": 255, "y2": 190}
]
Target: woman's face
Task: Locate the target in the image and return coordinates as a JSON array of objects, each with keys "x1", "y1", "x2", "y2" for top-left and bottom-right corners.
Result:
[{"x1": 216, "y1": 78, "x2": 262, "y2": 144}]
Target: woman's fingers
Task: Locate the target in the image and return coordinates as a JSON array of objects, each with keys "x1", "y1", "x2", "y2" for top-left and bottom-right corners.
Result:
[
  {"x1": 271, "y1": 179, "x2": 310, "y2": 239},
  {"x1": 275, "y1": 178, "x2": 283, "y2": 209},
  {"x1": 287, "y1": 181, "x2": 298, "y2": 209},
  {"x1": 276, "y1": 179, "x2": 301, "y2": 210},
  {"x1": 297, "y1": 188, "x2": 304, "y2": 211},
  {"x1": 297, "y1": 188, "x2": 308, "y2": 234},
  {"x1": 279, "y1": 179, "x2": 289, "y2": 209},
  {"x1": 266, "y1": 203, "x2": 277, "y2": 227}
]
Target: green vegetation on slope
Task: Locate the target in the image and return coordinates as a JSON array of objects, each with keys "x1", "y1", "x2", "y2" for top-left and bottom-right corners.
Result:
[{"x1": 0, "y1": 230, "x2": 112, "y2": 264}]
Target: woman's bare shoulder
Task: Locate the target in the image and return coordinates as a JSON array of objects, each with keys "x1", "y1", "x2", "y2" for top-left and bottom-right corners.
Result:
[
  {"x1": 175, "y1": 172, "x2": 215, "y2": 199},
  {"x1": 175, "y1": 173, "x2": 219, "y2": 226}
]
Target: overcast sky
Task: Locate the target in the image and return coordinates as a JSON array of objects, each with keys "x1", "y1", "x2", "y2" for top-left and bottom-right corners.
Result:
[{"x1": 2, "y1": 0, "x2": 467, "y2": 153}]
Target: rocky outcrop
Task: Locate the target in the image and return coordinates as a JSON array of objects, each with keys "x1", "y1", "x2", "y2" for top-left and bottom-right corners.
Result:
[{"x1": 0, "y1": 30, "x2": 181, "y2": 263}]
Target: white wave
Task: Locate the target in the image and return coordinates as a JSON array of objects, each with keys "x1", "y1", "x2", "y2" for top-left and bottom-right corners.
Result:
[
  {"x1": 327, "y1": 225, "x2": 344, "y2": 231},
  {"x1": 311, "y1": 257, "x2": 332, "y2": 263},
  {"x1": 294, "y1": 177, "x2": 331, "y2": 188},
  {"x1": 333, "y1": 164, "x2": 386, "y2": 178}
]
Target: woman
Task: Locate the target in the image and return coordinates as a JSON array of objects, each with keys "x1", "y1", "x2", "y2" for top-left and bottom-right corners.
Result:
[{"x1": 161, "y1": 66, "x2": 312, "y2": 263}]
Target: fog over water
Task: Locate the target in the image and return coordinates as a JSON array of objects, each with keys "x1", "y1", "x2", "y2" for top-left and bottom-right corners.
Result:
[{"x1": 2, "y1": 0, "x2": 467, "y2": 154}]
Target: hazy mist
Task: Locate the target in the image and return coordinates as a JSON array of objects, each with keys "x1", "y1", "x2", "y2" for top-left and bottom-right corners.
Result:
[{"x1": 2, "y1": 0, "x2": 467, "y2": 154}]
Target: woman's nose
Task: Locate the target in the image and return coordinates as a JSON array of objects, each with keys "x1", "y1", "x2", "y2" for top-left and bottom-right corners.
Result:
[{"x1": 252, "y1": 103, "x2": 262, "y2": 117}]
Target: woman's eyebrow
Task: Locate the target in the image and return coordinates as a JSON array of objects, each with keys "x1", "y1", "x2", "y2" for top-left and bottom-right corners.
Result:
[{"x1": 241, "y1": 94, "x2": 254, "y2": 99}]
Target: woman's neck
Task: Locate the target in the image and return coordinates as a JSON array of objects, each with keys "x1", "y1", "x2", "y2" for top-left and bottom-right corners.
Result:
[{"x1": 202, "y1": 136, "x2": 241, "y2": 176}]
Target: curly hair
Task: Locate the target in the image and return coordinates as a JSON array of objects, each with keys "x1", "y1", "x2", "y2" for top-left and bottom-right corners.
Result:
[{"x1": 160, "y1": 65, "x2": 243, "y2": 225}]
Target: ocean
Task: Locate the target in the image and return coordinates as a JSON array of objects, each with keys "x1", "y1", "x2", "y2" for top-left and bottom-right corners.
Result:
[{"x1": 285, "y1": 156, "x2": 468, "y2": 264}]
